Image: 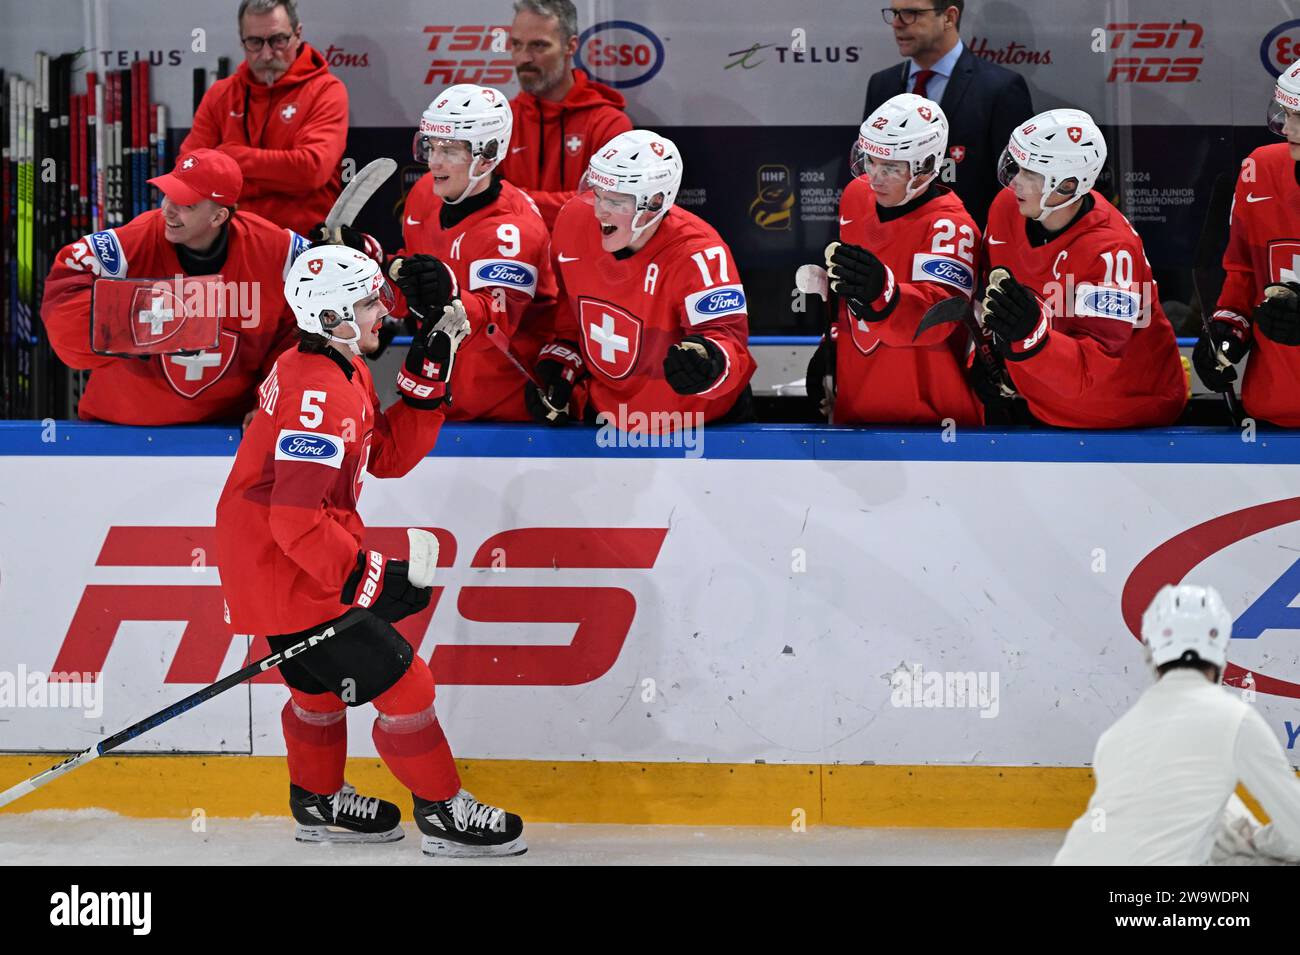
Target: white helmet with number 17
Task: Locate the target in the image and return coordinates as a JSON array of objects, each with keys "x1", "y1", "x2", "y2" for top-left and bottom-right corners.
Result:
[{"x1": 579, "y1": 130, "x2": 683, "y2": 245}]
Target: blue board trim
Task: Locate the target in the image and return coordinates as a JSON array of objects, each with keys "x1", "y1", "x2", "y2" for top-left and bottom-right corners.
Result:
[{"x1": 1, "y1": 421, "x2": 1295, "y2": 464}]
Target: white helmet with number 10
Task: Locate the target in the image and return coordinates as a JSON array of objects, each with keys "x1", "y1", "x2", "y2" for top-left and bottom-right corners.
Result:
[
  {"x1": 997, "y1": 109, "x2": 1107, "y2": 221},
  {"x1": 286, "y1": 246, "x2": 393, "y2": 354}
]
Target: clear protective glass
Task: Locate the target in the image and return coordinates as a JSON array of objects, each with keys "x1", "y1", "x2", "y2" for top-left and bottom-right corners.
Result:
[
  {"x1": 1266, "y1": 96, "x2": 1300, "y2": 139},
  {"x1": 412, "y1": 133, "x2": 473, "y2": 166},
  {"x1": 850, "y1": 140, "x2": 911, "y2": 182}
]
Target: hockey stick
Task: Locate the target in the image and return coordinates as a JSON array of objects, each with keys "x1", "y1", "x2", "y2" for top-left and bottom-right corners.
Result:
[
  {"x1": 0, "y1": 608, "x2": 368, "y2": 810},
  {"x1": 795, "y1": 263, "x2": 835, "y2": 421},
  {"x1": 485, "y1": 321, "x2": 543, "y2": 388},
  {"x1": 323, "y1": 157, "x2": 397, "y2": 235},
  {"x1": 1193, "y1": 171, "x2": 1244, "y2": 427}
]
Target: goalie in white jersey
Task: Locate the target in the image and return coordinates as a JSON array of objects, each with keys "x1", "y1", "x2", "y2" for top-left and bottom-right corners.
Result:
[{"x1": 1055, "y1": 585, "x2": 1300, "y2": 865}]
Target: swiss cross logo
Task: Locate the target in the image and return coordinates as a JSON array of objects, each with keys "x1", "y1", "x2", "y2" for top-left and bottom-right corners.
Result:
[
  {"x1": 1067, "y1": 126, "x2": 1083, "y2": 143},
  {"x1": 578, "y1": 298, "x2": 642, "y2": 379},
  {"x1": 182, "y1": 157, "x2": 196, "y2": 170},
  {"x1": 917, "y1": 105, "x2": 932, "y2": 121},
  {"x1": 1267, "y1": 240, "x2": 1300, "y2": 284},
  {"x1": 649, "y1": 141, "x2": 665, "y2": 157},
  {"x1": 566, "y1": 133, "x2": 584, "y2": 156},
  {"x1": 948, "y1": 145, "x2": 966, "y2": 162},
  {"x1": 280, "y1": 103, "x2": 298, "y2": 122},
  {"x1": 308, "y1": 257, "x2": 324, "y2": 275},
  {"x1": 161, "y1": 329, "x2": 240, "y2": 398},
  {"x1": 53, "y1": 525, "x2": 668, "y2": 687},
  {"x1": 422, "y1": 357, "x2": 441, "y2": 378},
  {"x1": 131, "y1": 287, "x2": 182, "y2": 347},
  {"x1": 482, "y1": 89, "x2": 496, "y2": 102}
]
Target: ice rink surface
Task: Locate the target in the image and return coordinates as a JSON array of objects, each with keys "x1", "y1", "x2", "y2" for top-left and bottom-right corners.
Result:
[{"x1": 0, "y1": 810, "x2": 1064, "y2": 865}]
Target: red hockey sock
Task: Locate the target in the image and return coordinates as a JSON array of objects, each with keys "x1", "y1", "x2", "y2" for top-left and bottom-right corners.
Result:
[
  {"x1": 281, "y1": 691, "x2": 347, "y2": 796},
  {"x1": 370, "y1": 658, "x2": 460, "y2": 801}
]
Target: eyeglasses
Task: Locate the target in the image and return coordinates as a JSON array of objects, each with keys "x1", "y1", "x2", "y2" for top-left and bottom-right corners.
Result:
[
  {"x1": 241, "y1": 32, "x2": 296, "y2": 53},
  {"x1": 881, "y1": 7, "x2": 942, "y2": 26}
]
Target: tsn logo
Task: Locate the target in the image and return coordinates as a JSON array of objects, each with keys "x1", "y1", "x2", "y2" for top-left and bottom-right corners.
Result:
[
  {"x1": 1104, "y1": 21, "x2": 1203, "y2": 83},
  {"x1": 53, "y1": 525, "x2": 668, "y2": 687},
  {"x1": 423, "y1": 24, "x2": 513, "y2": 87}
]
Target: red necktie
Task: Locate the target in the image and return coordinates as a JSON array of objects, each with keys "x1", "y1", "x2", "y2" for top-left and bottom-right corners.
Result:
[{"x1": 911, "y1": 69, "x2": 935, "y2": 97}]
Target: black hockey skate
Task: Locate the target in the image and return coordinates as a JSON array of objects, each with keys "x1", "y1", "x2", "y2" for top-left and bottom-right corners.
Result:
[
  {"x1": 413, "y1": 789, "x2": 526, "y2": 858},
  {"x1": 290, "y1": 783, "x2": 404, "y2": 844}
]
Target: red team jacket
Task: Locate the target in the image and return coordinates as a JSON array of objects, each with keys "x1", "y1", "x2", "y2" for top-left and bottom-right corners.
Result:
[
  {"x1": 833, "y1": 181, "x2": 984, "y2": 426},
  {"x1": 181, "y1": 44, "x2": 348, "y2": 235},
  {"x1": 549, "y1": 199, "x2": 756, "y2": 429},
  {"x1": 395, "y1": 177, "x2": 557, "y2": 421},
  {"x1": 982, "y1": 189, "x2": 1186, "y2": 428},
  {"x1": 216, "y1": 347, "x2": 443, "y2": 636},
  {"x1": 42, "y1": 210, "x2": 308, "y2": 424},
  {"x1": 497, "y1": 70, "x2": 633, "y2": 228},
  {"x1": 1217, "y1": 142, "x2": 1300, "y2": 426}
]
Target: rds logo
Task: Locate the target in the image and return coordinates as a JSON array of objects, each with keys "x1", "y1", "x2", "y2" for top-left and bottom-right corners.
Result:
[
  {"x1": 1122, "y1": 498, "x2": 1300, "y2": 699},
  {"x1": 575, "y1": 20, "x2": 665, "y2": 89},
  {"x1": 1261, "y1": 19, "x2": 1300, "y2": 77}
]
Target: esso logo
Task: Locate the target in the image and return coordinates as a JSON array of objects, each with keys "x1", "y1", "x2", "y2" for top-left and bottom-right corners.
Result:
[
  {"x1": 1261, "y1": 19, "x2": 1300, "y2": 77},
  {"x1": 575, "y1": 20, "x2": 665, "y2": 89},
  {"x1": 1122, "y1": 497, "x2": 1300, "y2": 699}
]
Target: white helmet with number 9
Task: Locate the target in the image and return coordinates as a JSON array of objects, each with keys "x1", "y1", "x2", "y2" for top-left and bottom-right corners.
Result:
[
  {"x1": 414, "y1": 84, "x2": 513, "y2": 204},
  {"x1": 997, "y1": 108, "x2": 1107, "y2": 222},
  {"x1": 286, "y1": 246, "x2": 393, "y2": 354},
  {"x1": 1140, "y1": 583, "x2": 1232, "y2": 673},
  {"x1": 851, "y1": 93, "x2": 948, "y2": 203},
  {"x1": 579, "y1": 130, "x2": 683, "y2": 245}
]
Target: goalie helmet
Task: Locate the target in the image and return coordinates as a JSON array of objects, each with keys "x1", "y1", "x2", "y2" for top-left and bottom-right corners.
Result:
[
  {"x1": 851, "y1": 93, "x2": 948, "y2": 203},
  {"x1": 414, "y1": 84, "x2": 513, "y2": 204},
  {"x1": 997, "y1": 109, "x2": 1106, "y2": 222},
  {"x1": 579, "y1": 130, "x2": 683, "y2": 244},
  {"x1": 285, "y1": 246, "x2": 393, "y2": 354},
  {"x1": 1141, "y1": 583, "x2": 1232, "y2": 673},
  {"x1": 1268, "y1": 61, "x2": 1300, "y2": 137}
]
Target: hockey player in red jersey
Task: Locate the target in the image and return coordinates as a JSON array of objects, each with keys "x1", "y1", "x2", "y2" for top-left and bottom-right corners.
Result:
[
  {"x1": 808, "y1": 93, "x2": 983, "y2": 426},
  {"x1": 1194, "y1": 62, "x2": 1300, "y2": 426},
  {"x1": 42, "y1": 149, "x2": 308, "y2": 425},
  {"x1": 979, "y1": 109, "x2": 1186, "y2": 428},
  {"x1": 529, "y1": 130, "x2": 756, "y2": 432},
  {"x1": 215, "y1": 245, "x2": 526, "y2": 857},
  {"x1": 380, "y1": 84, "x2": 558, "y2": 421}
]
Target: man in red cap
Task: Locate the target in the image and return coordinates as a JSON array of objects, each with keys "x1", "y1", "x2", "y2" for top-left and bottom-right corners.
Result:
[
  {"x1": 42, "y1": 148, "x2": 311, "y2": 425},
  {"x1": 499, "y1": 0, "x2": 632, "y2": 227},
  {"x1": 180, "y1": 0, "x2": 347, "y2": 235}
]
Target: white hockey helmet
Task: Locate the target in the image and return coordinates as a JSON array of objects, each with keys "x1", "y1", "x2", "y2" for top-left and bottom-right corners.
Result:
[
  {"x1": 1268, "y1": 61, "x2": 1300, "y2": 137},
  {"x1": 285, "y1": 246, "x2": 393, "y2": 354},
  {"x1": 414, "y1": 84, "x2": 513, "y2": 204},
  {"x1": 997, "y1": 109, "x2": 1107, "y2": 221},
  {"x1": 851, "y1": 93, "x2": 948, "y2": 203},
  {"x1": 579, "y1": 130, "x2": 683, "y2": 244},
  {"x1": 1141, "y1": 584, "x2": 1232, "y2": 673}
]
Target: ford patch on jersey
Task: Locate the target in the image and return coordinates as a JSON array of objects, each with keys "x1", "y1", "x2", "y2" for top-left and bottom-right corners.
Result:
[
  {"x1": 274, "y1": 429, "x2": 345, "y2": 468},
  {"x1": 911, "y1": 254, "x2": 974, "y2": 295},
  {"x1": 468, "y1": 258, "x2": 538, "y2": 296},
  {"x1": 684, "y1": 285, "x2": 747, "y2": 325},
  {"x1": 88, "y1": 230, "x2": 127, "y2": 278},
  {"x1": 1074, "y1": 283, "x2": 1144, "y2": 324}
]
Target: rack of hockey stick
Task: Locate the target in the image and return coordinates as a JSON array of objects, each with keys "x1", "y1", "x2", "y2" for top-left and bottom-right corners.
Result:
[{"x1": 1, "y1": 52, "x2": 175, "y2": 419}]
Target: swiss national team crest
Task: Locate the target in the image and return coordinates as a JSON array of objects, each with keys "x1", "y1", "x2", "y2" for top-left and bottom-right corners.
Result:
[
  {"x1": 917, "y1": 105, "x2": 932, "y2": 121},
  {"x1": 847, "y1": 315, "x2": 883, "y2": 358},
  {"x1": 578, "y1": 298, "x2": 642, "y2": 379},
  {"x1": 1267, "y1": 240, "x2": 1300, "y2": 284},
  {"x1": 280, "y1": 103, "x2": 298, "y2": 122},
  {"x1": 1067, "y1": 126, "x2": 1083, "y2": 143},
  {"x1": 161, "y1": 329, "x2": 240, "y2": 398},
  {"x1": 650, "y1": 141, "x2": 665, "y2": 157},
  {"x1": 948, "y1": 145, "x2": 966, "y2": 163},
  {"x1": 307, "y1": 257, "x2": 324, "y2": 274},
  {"x1": 565, "y1": 133, "x2": 584, "y2": 156}
]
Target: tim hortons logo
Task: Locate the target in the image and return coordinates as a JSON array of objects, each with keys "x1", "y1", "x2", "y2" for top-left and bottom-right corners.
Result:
[{"x1": 53, "y1": 525, "x2": 668, "y2": 686}]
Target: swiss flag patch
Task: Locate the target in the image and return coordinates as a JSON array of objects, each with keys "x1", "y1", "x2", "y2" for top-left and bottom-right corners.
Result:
[
  {"x1": 1267, "y1": 240, "x2": 1300, "y2": 284},
  {"x1": 307, "y1": 257, "x2": 324, "y2": 275},
  {"x1": 578, "y1": 298, "x2": 643, "y2": 380},
  {"x1": 650, "y1": 141, "x2": 665, "y2": 157},
  {"x1": 917, "y1": 106, "x2": 932, "y2": 121},
  {"x1": 161, "y1": 329, "x2": 240, "y2": 398},
  {"x1": 1067, "y1": 126, "x2": 1083, "y2": 143},
  {"x1": 422, "y1": 358, "x2": 441, "y2": 378},
  {"x1": 948, "y1": 145, "x2": 966, "y2": 163}
]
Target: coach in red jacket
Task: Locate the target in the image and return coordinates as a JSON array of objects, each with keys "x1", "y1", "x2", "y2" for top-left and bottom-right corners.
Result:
[
  {"x1": 499, "y1": 0, "x2": 633, "y2": 227},
  {"x1": 181, "y1": 0, "x2": 347, "y2": 235}
]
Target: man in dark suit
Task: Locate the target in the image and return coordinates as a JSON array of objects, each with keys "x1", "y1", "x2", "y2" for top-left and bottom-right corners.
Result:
[{"x1": 865, "y1": 1, "x2": 1033, "y2": 226}]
